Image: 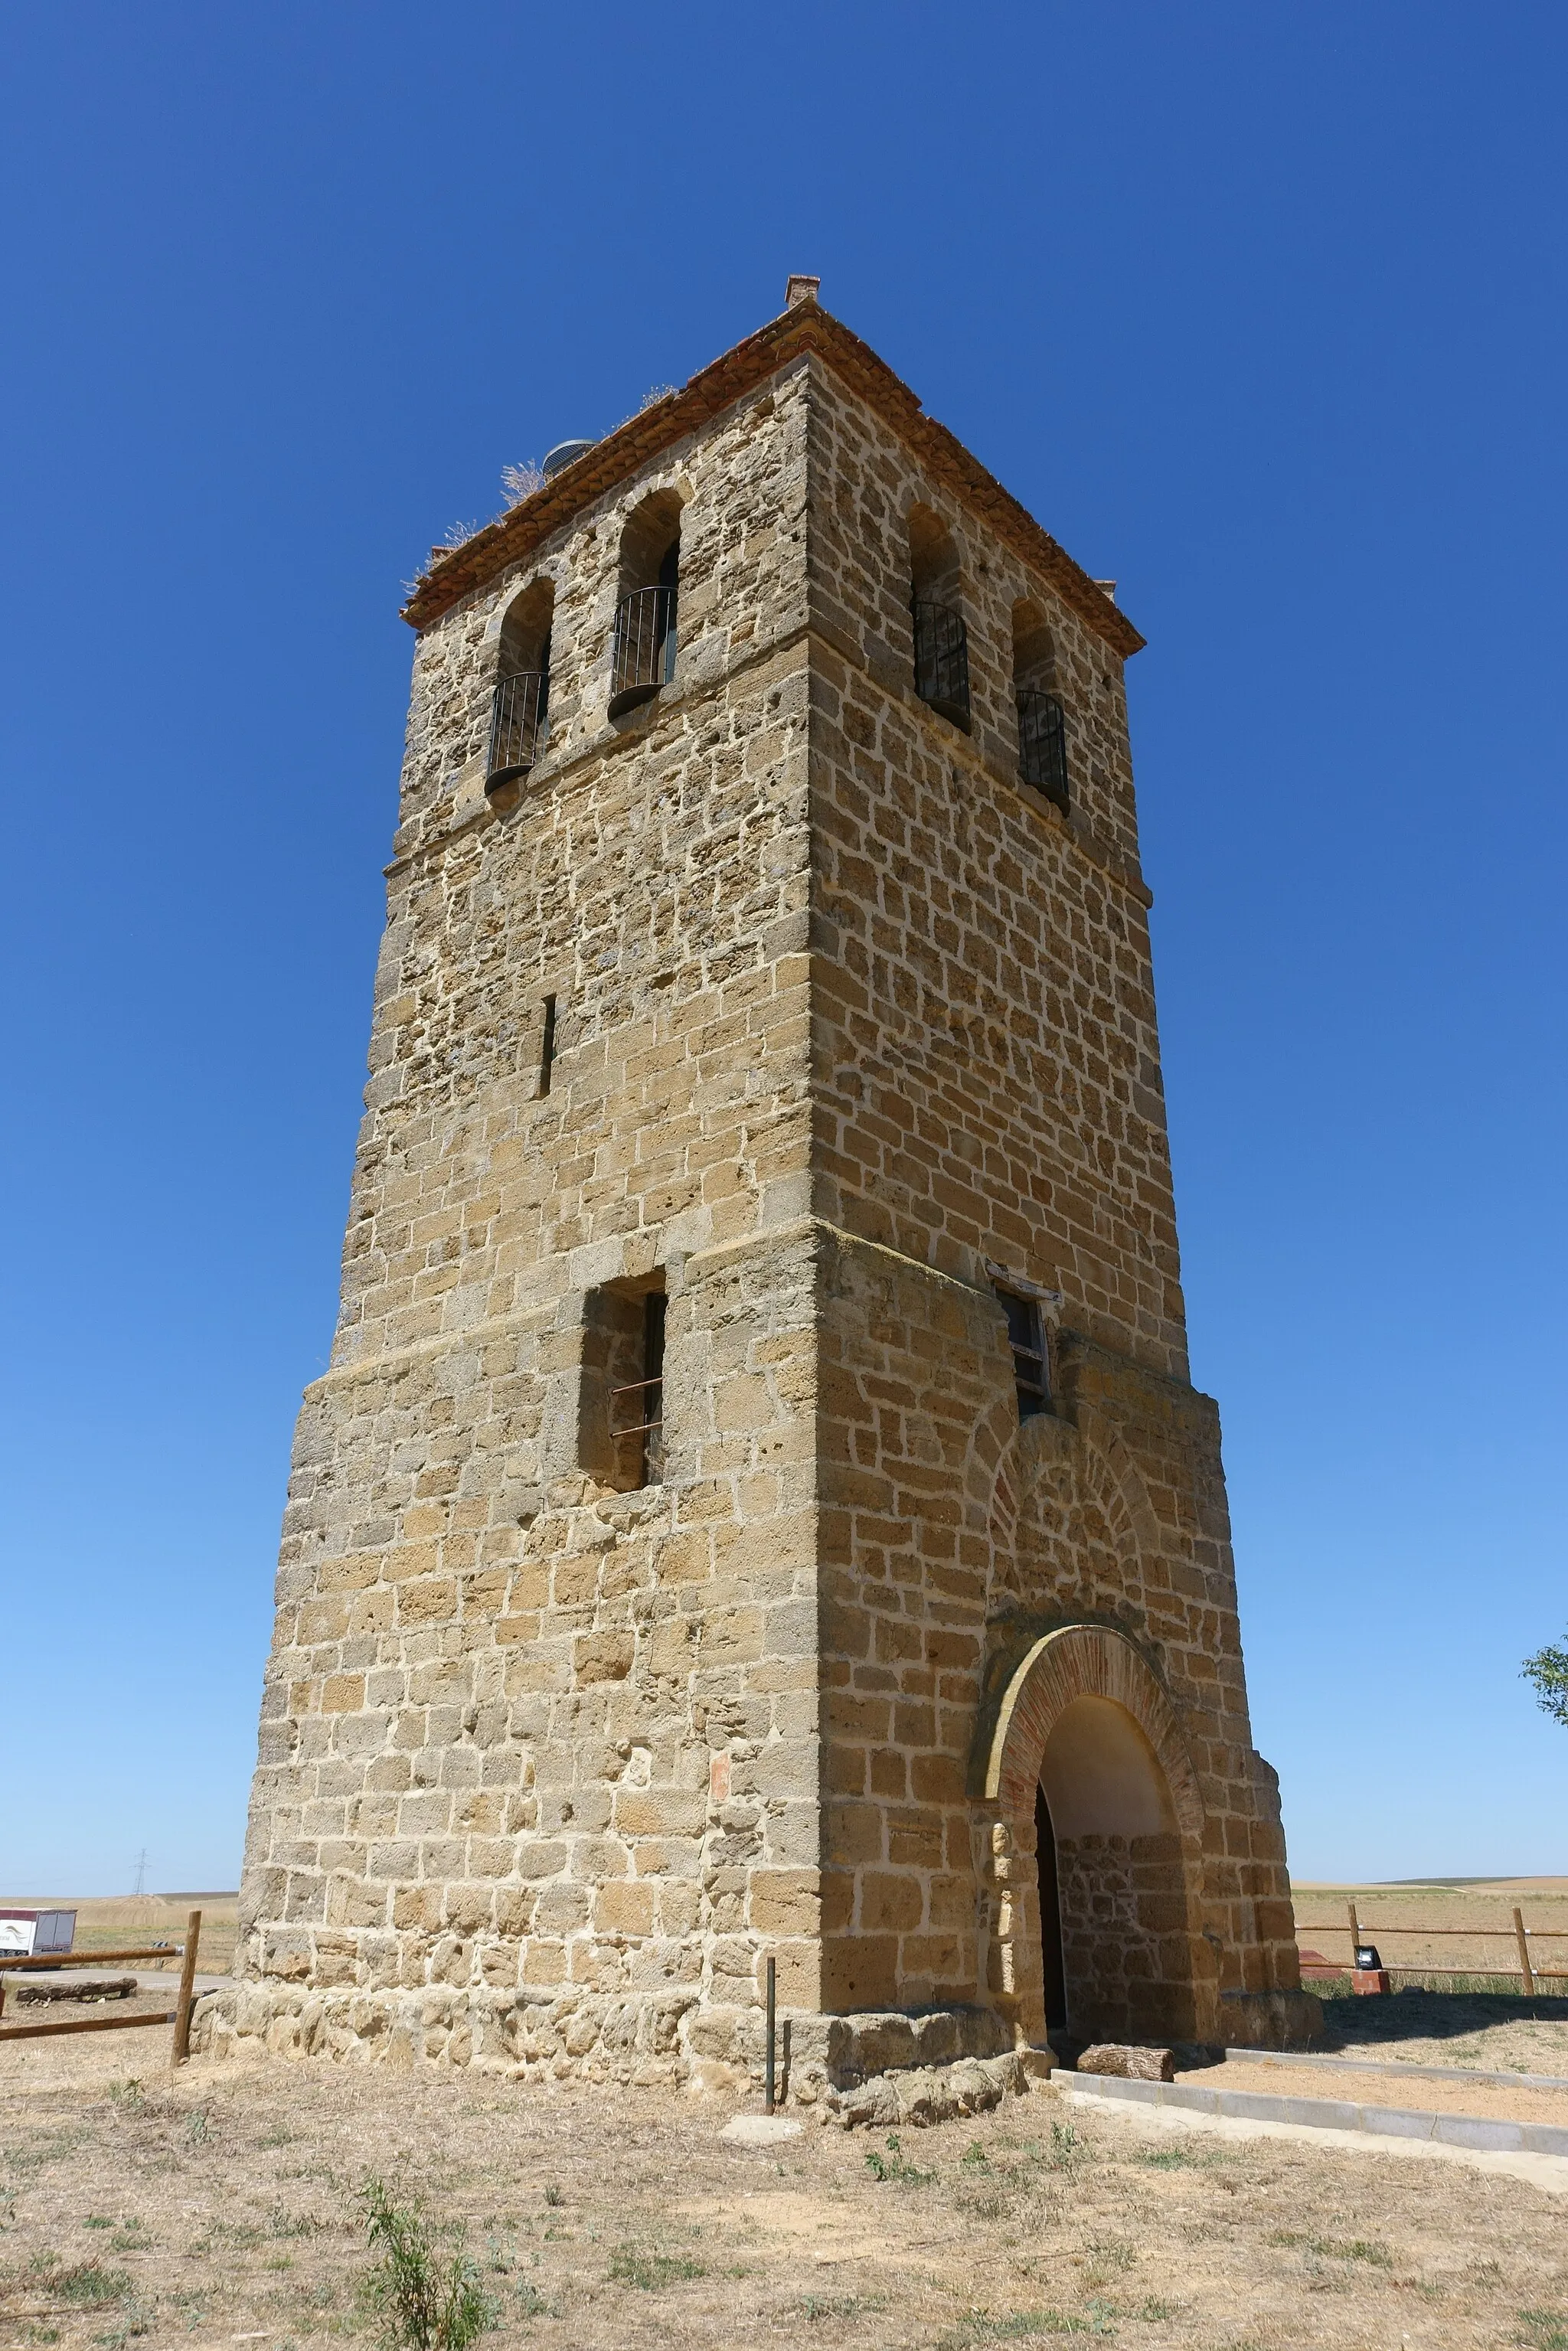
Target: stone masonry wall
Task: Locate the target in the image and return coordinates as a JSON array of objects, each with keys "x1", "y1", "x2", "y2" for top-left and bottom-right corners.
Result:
[
  {"x1": 803, "y1": 363, "x2": 1179, "y2": 1370},
  {"x1": 236, "y1": 377, "x2": 835, "y2": 2078},
  {"x1": 799, "y1": 364, "x2": 1301, "y2": 2026},
  {"x1": 1054, "y1": 1830, "x2": 1196, "y2": 2045}
]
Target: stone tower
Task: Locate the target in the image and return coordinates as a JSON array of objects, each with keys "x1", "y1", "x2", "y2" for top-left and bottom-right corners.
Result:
[{"x1": 211, "y1": 281, "x2": 1316, "y2": 2088}]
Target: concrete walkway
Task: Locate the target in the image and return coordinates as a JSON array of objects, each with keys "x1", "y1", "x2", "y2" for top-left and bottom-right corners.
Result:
[{"x1": 1063, "y1": 2075, "x2": 1568, "y2": 2195}]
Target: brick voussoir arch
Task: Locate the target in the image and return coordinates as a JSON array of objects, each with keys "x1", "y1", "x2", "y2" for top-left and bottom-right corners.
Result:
[
  {"x1": 985, "y1": 1622, "x2": 1204, "y2": 1839},
  {"x1": 1070, "y1": 1406, "x2": 1163, "y2": 1562},
  {"x1": 978, "y1": 1400, "x2": 1161, "y2": 1581},
  {"x1": 966, "y1": 1393, "x2": 1022, "y2": 1538}
]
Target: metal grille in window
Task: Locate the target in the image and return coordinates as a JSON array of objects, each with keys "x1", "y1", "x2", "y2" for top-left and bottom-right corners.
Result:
[
  {"x1": 609, "y1": 1293, "x2": 666, "y2": 1486},
  {"x1": 911, "y1": 599, "x2": 971, "y2": 729},
  {"x1": 486, "y1": 668, "x2": 548, "y2": 791},
  {"x1": 1017, "y1": 689, "x2": 1068, "y2": 811},
  {"x1": 997, "y1": 1288, "x2": 1050, "y2": 1420},
  {"x1": 609, "y1": 584, "x2": 678, "y2": 718}
]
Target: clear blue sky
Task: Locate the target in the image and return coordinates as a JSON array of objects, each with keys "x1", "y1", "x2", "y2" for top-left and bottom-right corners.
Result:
[{"x1": 2, "y1": 3, "x2": 1563, "y2": 1895}]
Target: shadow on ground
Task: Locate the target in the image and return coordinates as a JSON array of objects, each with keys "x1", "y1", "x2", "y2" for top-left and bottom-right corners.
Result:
[{"x1": 1311, "y1": 1990, "x2": 1568, "y2": 2055}]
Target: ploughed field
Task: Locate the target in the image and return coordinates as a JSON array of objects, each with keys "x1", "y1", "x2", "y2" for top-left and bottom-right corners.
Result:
[
  {"x1": 0, "y1": 1896, "x2": 240, "y2": 1979},
  {"x1": 3, "y1": 2024, "x2": 1567, "y2": 2351}
]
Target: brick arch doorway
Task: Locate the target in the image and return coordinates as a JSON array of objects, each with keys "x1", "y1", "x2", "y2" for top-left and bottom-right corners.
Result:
[{"x1": 980, "y1": 1625, "x2": 1212, "y2": 2049}]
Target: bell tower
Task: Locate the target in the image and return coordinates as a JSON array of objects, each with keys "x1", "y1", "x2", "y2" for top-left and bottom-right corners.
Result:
[{"x1": 212, "y1": 283, "x2": 1316, "y2": 2088}]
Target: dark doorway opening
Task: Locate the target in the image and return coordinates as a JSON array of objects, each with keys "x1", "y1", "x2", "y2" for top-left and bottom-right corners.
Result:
[
  {"x1": 640, "y1": 1291, "x2": 666, "y2": 1487},
  {"x1": 1035, "y1": 1783, "x2": 1067, "y2": 2033}
]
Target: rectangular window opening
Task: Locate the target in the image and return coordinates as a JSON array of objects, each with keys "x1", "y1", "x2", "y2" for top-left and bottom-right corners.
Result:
[
  {"x1": 585, "y1": 1278, "x2": 668, "y2": 1492},
  {"x1": 997, "y1": 1287, "x2": 1050, "y2": 1421},
  {"x1": 538, "y1": 993, "x2": 557, "y2": 1098}
]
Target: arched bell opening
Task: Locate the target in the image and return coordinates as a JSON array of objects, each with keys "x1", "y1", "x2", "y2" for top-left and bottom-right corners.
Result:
[
  {"x1": 487, "y1": 577, "x2": 554, "y2": 793},
  {"x1": 609, "y1": 487, "x2": 684, "y2": 719},
  {"x1": 1011, "y1": 597, "x2": 1068, "y2": 811},
  {"x1": 907, "y1": 503, "x2": 971, "y2": 732}
]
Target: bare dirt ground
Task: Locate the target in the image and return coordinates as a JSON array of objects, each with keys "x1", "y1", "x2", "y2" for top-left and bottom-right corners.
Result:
[
  {"x1": 1200, "y1": 2056, "x2": 1568, "y2": 2125},
  {"x1": 4, "y1": 2032, "x2": 1568, "y2": 2351}
]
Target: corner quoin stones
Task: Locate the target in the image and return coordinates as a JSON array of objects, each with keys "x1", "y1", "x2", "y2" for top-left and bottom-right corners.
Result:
[{"x1": 204, "y1": 285, "x2": 1318, "y2": 2088}]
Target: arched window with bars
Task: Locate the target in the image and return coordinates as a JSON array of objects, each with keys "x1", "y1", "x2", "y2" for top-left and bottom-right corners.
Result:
[
  {"x1": 908, "y1": 504, "x2": 971, "y2": 732},
  {"x1": 1012, "y1": 601, "x2": 1069, "y2": 812},
  {"x1": 486, "y1": 578, "x2": 554, "y2": 793},
  {"x1": 609, "y1": 488, "x2": 683, "y2": 719}
]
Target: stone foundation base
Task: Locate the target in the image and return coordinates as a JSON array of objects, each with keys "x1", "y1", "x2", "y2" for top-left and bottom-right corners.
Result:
[
  {"x1": 821, "y1": 2049, "x2": 1036, "y2": 2129},
  {"x1": 786, "y1": 2002, "x2": 1017, "y2": 2104},
  {"x1": 191, "y1": 1980, "x2": 1027, "y2": 2106},
  {"x1": 1218, "y1": 1988, "x2": 1322, "y2": 2049}
]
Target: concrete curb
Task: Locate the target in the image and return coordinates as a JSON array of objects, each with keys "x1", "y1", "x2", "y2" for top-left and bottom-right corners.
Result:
[{"x1": 1064, "y1": 2072, "x2": 1568, "y2": 2157}]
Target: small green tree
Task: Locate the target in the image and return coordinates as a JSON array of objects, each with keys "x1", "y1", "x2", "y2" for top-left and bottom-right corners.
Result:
[
  {"x1": 1523, "y1": 1638, "x2": 1568, "y2": 1728},
  {"x1": 361, "y1": 2180, "x2": 493, "y2": 2351}
]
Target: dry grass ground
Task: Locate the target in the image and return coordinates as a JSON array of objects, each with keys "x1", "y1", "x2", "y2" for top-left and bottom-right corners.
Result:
[
  {"x1": 5, "y1": 1886, "x2": 1565, "y2": 2346},
  {"x1": 3, "y1": 2032, "x2": 1567, "y2": 2351}
]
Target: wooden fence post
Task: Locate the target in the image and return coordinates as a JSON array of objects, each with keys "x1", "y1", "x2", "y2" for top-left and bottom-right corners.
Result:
[
  {"x1": 172, "y1": 1910, "x2": 201, "y2": 2065},
  {"x1": 1347, "y1": 1901, "x2": 1361, "y2": 1964},
  {"x1": 1514, "y1": 1908, "x2": 1535, "y2": 1997}
]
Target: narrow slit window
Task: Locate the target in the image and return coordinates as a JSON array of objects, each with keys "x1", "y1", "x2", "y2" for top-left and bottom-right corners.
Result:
[
  {"x1": 538, "y1": 994, "x2": 557, "y2": 1098},
  {"x1": 997, "y1": 1288, "x2": 1050, "y2": 1420}
]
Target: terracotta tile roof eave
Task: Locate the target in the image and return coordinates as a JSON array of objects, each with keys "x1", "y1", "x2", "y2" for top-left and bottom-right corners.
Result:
[{"x1": 400, "y1": 305, "x2": 1145, "y2": 661}]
